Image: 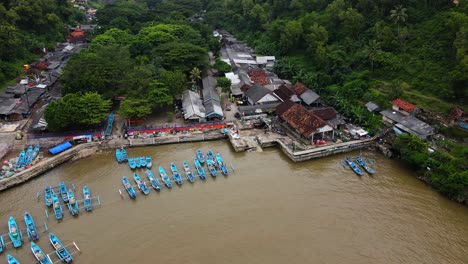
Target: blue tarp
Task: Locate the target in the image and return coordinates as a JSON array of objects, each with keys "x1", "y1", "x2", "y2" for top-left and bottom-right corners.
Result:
[{"x1": 49, "y1": 141, "x2": 73, "y2": 155}]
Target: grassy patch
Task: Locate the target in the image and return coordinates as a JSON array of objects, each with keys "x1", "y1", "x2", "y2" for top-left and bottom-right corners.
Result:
[{"x1": 403, "y1": 90, "x2": 454, "y2": 114}]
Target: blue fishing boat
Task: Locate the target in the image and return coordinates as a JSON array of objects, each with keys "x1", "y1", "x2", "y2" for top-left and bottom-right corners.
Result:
[
  {"x1": 121, "y1": 148, "x2": 128, "y2": 161},
  {"x1": 135, "y1": 157, "x2": 141, "y2": 168},
  {"x1": 216, "y1": 153, "x2": 229, "y2": 175},
  {"x1": 146, "y1": 156, "x2": 152, "y2": 169},
  {"x1": 58, "y1": 182, "x2": 69, "y2": 203},
  {"x1": 122, "y1": 176, "x2": 136, "y2": 198},
  {"x1": 196, "y1": 150, "x2": 205, "y2": 164},
  {"x1": 49, "y1": 233, "x2": 73, "y2": 263},
  {"x1": 170, "y1": 162, "x2": 183, "y2": 185},
  {"x1": 183, "y1": 160, "x2": 196, "y2": 183},
  {"x1": 194, "y1": 158, "x2": 206, "y2": 180},
  {"x1": 24, "y1": 146, "x2": 33, "y2": 165},
  {"x1": 31, "y1": 241, "x2": 52, "y2": 264},
  {"x1": 7, "y1": 254, "x2": 20, "y2": 264},
  {"x1": 115, "y1": 149, "x2": 123, "y2": 162},
  {"x1": 345, "y1": 157, "x2": 363, "y2": 176},
  {"x1": 146, "y1": 170, "x2": 161, "y2": 191},
  {"x1": 83, "y1": 185, "x2": 92, "y2": 211},
  {"x1": 140, "y1": 156, "x2": 147, "y2": 168},
  {"x1": 52, "y1": 192, "x2": 63, "y2": 220},
  {"x1": 8, "y1": 216, "x2": 22, "y2": 248},
  {"x1": 355, "y1": 156, "x2": 375, "y2": 175},
  {"x1": 206, "y1": 159, "x2": 218, "y2": 177},
  {"x1": 27, "y1": 144, "x2": 40, "y2": 166},
  {"x1": 24, "y1": 212, "x2": 39, "y2": 241},
  {"x1": 67, "y1": 189, "x2": 79, "y2": 216},
  {"x1": 128, "y1": 158, "x2": 136, "y2": 169},
  {"x1": 16, "y1": 150, "x2": 26, "y2": 167},
  {"x1": 133, "y1": 173, "x2": 150, "y2": 195},
  {"x1": 207, "y1": 150, "x2": 216, "y2": 167},
  {"x1": 0, "y1": 235, "x2": 4, "y2": 253},
  {"x1": 44, "y1": 185, "x2": 53, "y2": 207},
  {"x1": 159, "y1": 166, "x2": 172, "y2": 188}
]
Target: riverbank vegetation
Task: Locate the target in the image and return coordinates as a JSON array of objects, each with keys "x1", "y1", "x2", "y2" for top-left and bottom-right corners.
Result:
[
  {"x1": 393, "y1": 134, "x2": 467, "y2": 202},
  {"x1": 0, "y1": 0, "x2": 84, "y2": 87}
]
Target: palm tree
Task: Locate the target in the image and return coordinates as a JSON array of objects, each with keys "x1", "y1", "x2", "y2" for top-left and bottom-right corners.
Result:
[
  {"x1": 189, "y1": 67, "x2": 202, "y2": 92},
  {"x1": 367, "y1": 40, "x2": 381, "y2": 72},
  {"x1": 390, "y1": 5, "x2": 408, "y2": 36}
]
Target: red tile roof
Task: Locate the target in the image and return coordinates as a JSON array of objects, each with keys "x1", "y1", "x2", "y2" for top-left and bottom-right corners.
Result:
[
  {"x1": 310, "y1": 107, "x2": 337, "y2": 120},
  {"x1": 70, "y1": 29, "x2": 84, "y2": 37},
  {"x1": 391, "y1": 98, "x2": 416, "y2": 113},
  {"x1": 240, "y1": 84, "x2": 251, "y2": 92},
  {"x1": 277, "y1": 100, "x2": 326, "y2": 138},
  {"x1": 248, "y1": 69, "x2": 268, "y2": 85},
  {"x1": 291, "y1": 82, "x2": 307, "y2": 95}
]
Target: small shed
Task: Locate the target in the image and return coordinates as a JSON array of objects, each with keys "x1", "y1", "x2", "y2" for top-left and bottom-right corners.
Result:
[
  {"x1": 365, "y1": 101, "x2": 380, "y2": 112},
  {"x1": 244, "y1": 83, "x2": 280, "y2": 105}
]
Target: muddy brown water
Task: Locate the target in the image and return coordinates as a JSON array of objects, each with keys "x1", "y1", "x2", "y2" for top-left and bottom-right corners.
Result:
[{"x1": 1, "y1": 141, "x2": 467, "y2": 263}]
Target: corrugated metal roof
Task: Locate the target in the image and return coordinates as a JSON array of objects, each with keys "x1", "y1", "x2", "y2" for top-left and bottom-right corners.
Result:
[{"x1": 182, "y1": 90, "x2": 205, "y2": 120}]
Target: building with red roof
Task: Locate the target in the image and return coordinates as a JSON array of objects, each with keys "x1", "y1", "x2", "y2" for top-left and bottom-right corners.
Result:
[
  {"x1": 391, "y1": 98, "x2": 417, "y2": 115},
  {"x1": 67, "y1": 29, "x2": 86, "y2": 43}
]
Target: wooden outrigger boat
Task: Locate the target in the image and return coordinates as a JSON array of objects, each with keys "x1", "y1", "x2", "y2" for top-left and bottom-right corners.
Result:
[
  {"x1": 196, "y1": 150, "x2": 205, "y2": 164},
  {"x1": 122, "y1": 176, "x2": 137, "y2": 198},
  {"x1": 24, "y1": 212, "x2": 39, "y2": 241},
  {"x1": 52, "y1": 192, "x2": 63, "y2": 220},
  {"x1": 170, "y1": 162, "x2": 183, "y2": 185},
  {"x1": 140, "y1": 156, "x2": 147, "y2": 168},
  {"x1": 216, "y1": 153, "x2": 229, "y2": 175},
  {"x1": 8, "y1": 216, "x2": 22, "y2": 248},
  {"x1": 146, "y1": 170, "x2": 161, "y2": 191},
  {"x1": 345, "y1": 157, "x2": 363, "y2": 176},
  {"x1": 16, "y1": 150, "x2": 26, "y2": 168},
  {"x1": 146, "y1": 156, "x2": 152, "y2": 169},
  {"x1": 121, "y1": 148, "x2": 128, "y2": 161},
  {"x1": 207, "y1": 150, "x2": 217, "y2": 167},
  {"x1": 44, "y1": 186, "x2": 53, "y2": 207},
  {"x1": 133, "y1": 173, "x2": 150, "y2": 195},
  {"x1": 128, "y1": 158, "x2": 136, "y2": 169},
  {"x1": 58, "y1": 182, "x2": 69, "y2": 203},
  {"x1": 23, "y1": 146, "x2": 33, "y2": 166},
  {"x1": 115, "y1": 149, "x2": 123, "y2": 163},
  {"x1": 7, "y1": 254, "x2": 20, "y2": 264},
  {"x1": 83, "y1": 185, "x2": 93, "y2": 211},
  {"x1": 194, "y1": 158, "x2": 206, "y2": 180},
  {"x1": 182, "y1": 160, "x2": 196, "y2": 183},
  {"x1": 355, "y1": 156, "x2": 375, "y2": 175},
  {"x1": 135, "y1": 157, "x2": 141, "y2": 168},
  {"x1": 159, "y1": 166, "x2": 173, "y2": 188},
  {"x1": 206, "y1": 159, "x2": 218, "y2": 177},
  {"x1": 49, "y1": 233, "x2": 73, "y2": 263},
  {"x1": 31, "y1": 241, "x2": 52, "y2": 264},
  {"x1": 0, "y1": 235, "x2": 4, "y2": 253},
  {"x1": 67, "y1": 189, "x2": 79, "y2": 216}
]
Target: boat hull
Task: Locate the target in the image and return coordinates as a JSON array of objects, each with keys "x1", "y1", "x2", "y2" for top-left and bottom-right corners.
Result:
[
  {"x1": 44, "y1": 186, "x2": 53, "y2": 207},
  {"x1": 133, "y1": 173, "x2": 150, "y2": 195},
  {"x1": 7, "y1": 254, "x2": 20, "y2": 264},
  {"x1": 8, "y1": 217, "x2": 22, "y2": 248},
  {"x1": 24, "y1": 212, "x2": 39, "y2": 241},
  {"x1": 31, "y1": 242, "x2": 52, "y2": 264},
  {"x1": 122, "y1": 176, "x2": 137, "y2": 198},
  {"x1": 58, "y1": 182, "x2": 69, "y2": 203},
  {"x1": 159, "y1": 166, "x2": 173, "y2": 188},
  {"x1": 49, "y1": 233, "x2": 73, "y2": 263},
  {"x1": 170, "y1": 163, "x2": 183, "y2": 184},
  {"x1": 83, "y1": 185, "x2": 93, "y2": 211},
  {"x1": 52, "y1": 193, "x2": 63, "y2": 220}
]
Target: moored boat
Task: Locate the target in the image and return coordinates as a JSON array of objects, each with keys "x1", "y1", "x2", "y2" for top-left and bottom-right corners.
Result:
[
  {"x1": 0, "y1": 235, "x2": 4, "y2": 253},
  {"x1": 206, "y1": 159, "x2": 218, "y2": 177},
  {"x1": 194, "y1": 158, "x2": 206, "y2": 180},
  {"x1": 7, "y1": 254, "x2": 20, "y2": 264},
  {"x1": 135, "y1": 157, "x2": 141, "y2": 168},
  {"x1": 159, "y1": 166, "x2": 172, "y2": 188},
  {"x1": 133, "y1": 173, "x2": 150, "y2": 195},
  {"x1": 115, "y1": 149, "x2": 123, "y2": 163},
  {"x1": 146, "y1": 156, "x2": 152, "y2": 169},
  {"x1": 146, "y1": 170, "x2": 161, "y2": 191},
  {"x1": 170, "y1": 162, "x2": 183, "y2": 185},
  {"x1": 128, "y1": 158, "x2": 136, "y2": 170},
  {"x1": 216, "y1": 153, "x2": 229, "y2": 175},
  {"x1": 121, "y1": 148, "x2": 128, "y2": 161},
  {"x1": 31, "y1": 241, "x2": 52, "y2": 264},
  {"x1": 355, "y1": 156, "x2": 375, "y2": 175},
  {"x1": 24, "y1": 146, "x2": 33, "y2": 166},
  {"x1": 196, "y1": 150, "x2": 205, "y2": 163},
  {"x1": 183, "y1": 160, "x2": 196, "y2": 183},
  {"x1": 16, "y1": 150, "x2": 26, "y2": 168},
  {"x1": 8, "y1": 216, "x2": 22, "y2": 248},
  {"x1": 207, "y1": 150, "x2": 216, "y2": 167},
  {"x1": 67, "y1": 189, "x2": 79, "y2": 216},
  {"x1": 25, "y1": 144, "x2": 40, "y2": 166},
  {"x1": 83, "y1": 185, "x2": 92, "y2": 211},
  {"x1": 140, "y1": 156, "x2": 147, "y2": 168},
  {"x1": 345, "y1": 157, "x2": 363, "y2": 176},
  {"x1": 49, "y1": 233, "x2": 73, "y2": 263},
  {"x1": 24, "y1": 212, "x2": 39, "y2": 241},
  {"x1": 58, "y1": 182, "x2": 69, "y2": 203},
  {"x1": 122, "y1": 176, "x2": 136, "y2": 198},
  {"x1": 44, "y1": 186, "x2": 53, "y2": 207},
  {"x1": 52, "y1": 192, "x2": 63, "y2": 220}
]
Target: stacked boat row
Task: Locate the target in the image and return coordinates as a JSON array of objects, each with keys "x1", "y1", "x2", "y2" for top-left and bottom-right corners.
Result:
[
  {"x1": 0, "y1": 212, "x2": 42, "y2": 253},
  {"x1": 128, "y1": 156, "x2": 152, "y2": 169},
  {"x1": 343, "y1": 156, "x2": 375, "y2": 176},
  {"x1": 16, "y1": 144, "x2": 40, "y2": 168},
  {"x1": 45, "y1": 182, "x2": 97, "y2": 220},
  {"x1": 121, "y1": 150, "x2": 230, "y2": 198},
  {"x1": 115, "y1": 148, "x2": 128, "y2": 163}
]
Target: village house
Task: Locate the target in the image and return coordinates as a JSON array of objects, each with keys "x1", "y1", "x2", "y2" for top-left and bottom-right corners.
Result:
[
  {"x1": 390, "y1": 98, "x2": 416, "y2": 115},
  {"x1": 182, "y1": 90, "x2": 205, "y2": 122},
  {"x1": 365, "y1": 101, "x2": 380, "y2": 112},
  {"x1": 244, "y1": 83, "x2": 280, "y2": 105},
  {"x1": 291, "y1": 82, "x2": 323, "y2": 107},
  {"x1": 67, "y1": 28, "x2": 86, "y2": 43},
  {"x1": 201, "y1": 75, "x2": 224, "y2": 120},
  {"x1": 255, "y1": 56, "x2": 275, "y2": 70},
  {"x1": 276, "y1": 100, "x2": 334, "y2": 144},
  {"x1": 310, "y1": 107, "x2": 346, "y2": 130},
  {"x1": 273, "y1": 84, "x2": 301, "y2": 103}
]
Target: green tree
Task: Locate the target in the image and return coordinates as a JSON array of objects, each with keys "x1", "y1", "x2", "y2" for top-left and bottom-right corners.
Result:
[
  {"x1": 119, "y1": 98, "x2": 152, "y2": 120},
  {"x1": 189, "y1": 67, "x2": 202, "y2": 91},
  {"x1": 390, "y1": 5, "x2": 408, "y2": 36},
  {"x1": 148, "y1": 81, "x2": 173, "y2": 108},
  {"x1": 159, "y1": 70, "x2": 188, "y2": 97},
  {"x1": 216, "y1": 77, "x2": 232, "y2": 93}
]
